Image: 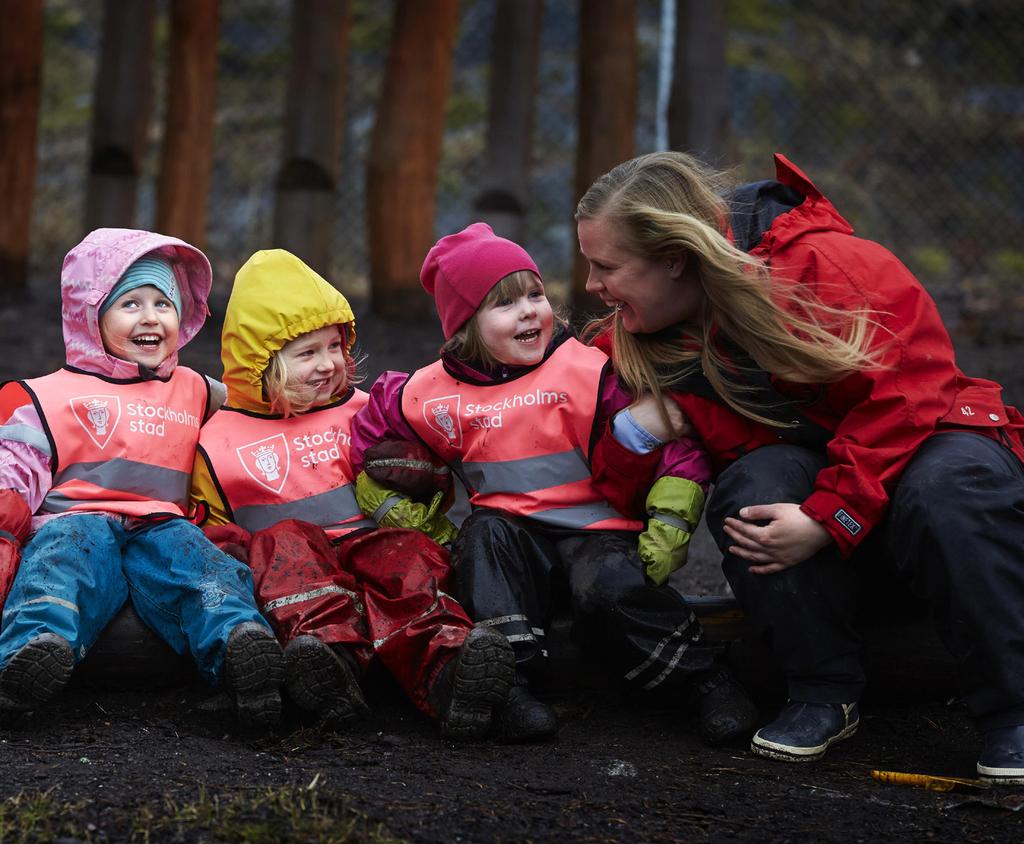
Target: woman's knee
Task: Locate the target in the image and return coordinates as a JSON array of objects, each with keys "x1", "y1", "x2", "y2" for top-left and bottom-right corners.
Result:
[{"x1": 707, "y1": 446, "x2": 823, "y2": 535}]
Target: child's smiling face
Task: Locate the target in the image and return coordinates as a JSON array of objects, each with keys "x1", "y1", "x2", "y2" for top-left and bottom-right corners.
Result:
[
  {"x1": 280, "y1": 325, "x2": 349, "y2": 406},
  {"x1": 475, "y1": 276, "x2": 554, "y2": 367},
  {"x1": 99, "y1": 284, "x2": 180, "y2": 369}
]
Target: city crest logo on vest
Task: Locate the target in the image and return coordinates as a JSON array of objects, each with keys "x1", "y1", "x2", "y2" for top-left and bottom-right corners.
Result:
[
  {"x1": 237, "y1": 433, "x2": 291, "y2": 494},
  {"x1": 69, "y1": 395, "x2": 121, "y2": 449},
  {"x1": 423, "y1": 395, "x2": 463, "y2": 448}
]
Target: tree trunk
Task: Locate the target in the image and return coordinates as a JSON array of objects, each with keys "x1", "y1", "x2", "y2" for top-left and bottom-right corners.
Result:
[
  {"x1": 367, "y1": 0, "x2": 460, "y2": 319},
  {"x1": 85, "y1": 0, "x2": 157, "y2": 231},
  {"x1": 573, "y1": 0, "x2": 636, "y2": 309},
  {"x1": 273, "y1": 0, "x2": 351, "y2": 277},
  {"x1": 156, "y1": 0, "x2": 220, "y2": 250},
  {"x1": 472, "y1": 0, "x2": 543, "y2": 244},
  {"x1": 0, "y1": 0, "x2": 43, "y2": 298},
  {"x1": 668, "y1": 0, "x2": 728, "y2": 161}
]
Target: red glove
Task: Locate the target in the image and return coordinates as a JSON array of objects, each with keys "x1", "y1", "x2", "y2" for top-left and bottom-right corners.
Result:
[
  {"x1": 203, "y1": 523, "x2": 253, "y2": 563},
  {"x1": 0, "y1": 489, "x2": 31, "y2": 608},
  {"x1": 363, "y1": 439, "x2": 452, "y2": 502}
]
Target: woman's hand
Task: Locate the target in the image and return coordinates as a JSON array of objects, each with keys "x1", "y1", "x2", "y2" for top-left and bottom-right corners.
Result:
[
  {"x1": 723, "y1": 503, "x2": 832, "y2": 574},
  {"x1": 628, "y1": 393, "x2": 692, "y2": 441}
]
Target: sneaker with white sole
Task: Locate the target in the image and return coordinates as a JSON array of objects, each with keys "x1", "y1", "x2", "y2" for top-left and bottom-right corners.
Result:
[
  {"x1": 977, "y1": 725, "x2": 1024, "y2": 785},
  {"x1": 751, "y1": 700, "x2": 859, "y2": 762}
]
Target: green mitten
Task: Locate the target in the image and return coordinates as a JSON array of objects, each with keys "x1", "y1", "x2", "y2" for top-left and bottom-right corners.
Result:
[
  {"x1": 638, "y1": 476, "x2": 706, "y2": 586},
  {"x1": 355, "y1": 471, "x2": 457, "y2": 545}
]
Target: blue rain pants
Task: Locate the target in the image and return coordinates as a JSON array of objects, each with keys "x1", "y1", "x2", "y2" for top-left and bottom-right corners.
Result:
[{"x1": 0, "y1": 514, "x2": 271, "y2": 683}]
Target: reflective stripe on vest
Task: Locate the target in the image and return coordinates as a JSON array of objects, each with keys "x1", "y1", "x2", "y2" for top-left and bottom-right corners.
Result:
[
  {"x1": 402, "y1": 339, "x2": 642, "y2": 532},
  {"x1": 199, "y1": 391, "x2": 375, "y2": 538},
  {"x1": 23, "y1": 367, "x2": 206, "y2": 517}
]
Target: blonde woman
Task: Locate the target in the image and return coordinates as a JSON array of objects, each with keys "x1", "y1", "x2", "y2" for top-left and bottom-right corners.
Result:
[{"x1": 577, "y1": 151, "x2": 1024, "y2": 783}]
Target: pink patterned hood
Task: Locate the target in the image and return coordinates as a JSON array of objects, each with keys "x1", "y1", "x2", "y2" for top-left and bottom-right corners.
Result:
[{"x1": 60, "y1": 228, "x2": 213, "y2": 379}]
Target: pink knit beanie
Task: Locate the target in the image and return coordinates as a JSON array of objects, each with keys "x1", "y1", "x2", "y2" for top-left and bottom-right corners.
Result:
[{"x1": 420, "y1": 222, "x2": 541, "y2": 339}]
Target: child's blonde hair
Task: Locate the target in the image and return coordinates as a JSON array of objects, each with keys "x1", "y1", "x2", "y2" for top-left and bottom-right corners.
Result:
[
  {"x1": 577, "y1": 151, "x2": 882, "y2": 427},
  {"x1": 262, "y1": 325, "x2": 362, "y2": 417},
  {"x1": 441, "y1": 271, "x2": 567, "y2": 370}
]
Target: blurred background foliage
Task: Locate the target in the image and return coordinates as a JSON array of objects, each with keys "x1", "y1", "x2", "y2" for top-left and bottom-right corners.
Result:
[{"x1": 28, "y1": 0, "x2": 1024, "y2": 341}]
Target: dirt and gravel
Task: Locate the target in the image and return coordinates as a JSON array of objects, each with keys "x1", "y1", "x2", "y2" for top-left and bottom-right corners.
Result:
[{"x1": 0, "y1": 286, "x2": 1022, "y2": 842}]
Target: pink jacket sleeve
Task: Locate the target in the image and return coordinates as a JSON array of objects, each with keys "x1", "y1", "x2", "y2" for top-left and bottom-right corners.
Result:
[
  {"x1": 0, "y1": 403, "x2": 54, "y2": 517},
  {"x1": 350, "y1": 370, "x2": 418, "y2": 474}
]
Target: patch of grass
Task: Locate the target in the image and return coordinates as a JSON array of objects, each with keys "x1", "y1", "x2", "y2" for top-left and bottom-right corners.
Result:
[
  {"x1": 131, "y1": 783, "x2": 404, "y2": 844},
  {"x1": 0, "y1": 788, "x2": 91, "y2": 842},
  {"x1": 0, "y1": 784, "x2": 403, "y2": 844}
]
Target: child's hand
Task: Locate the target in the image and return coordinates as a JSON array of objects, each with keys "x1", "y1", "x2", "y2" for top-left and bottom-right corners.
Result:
[{"x1": 628, "y1": 393, "x2": 691, "y2": 442}]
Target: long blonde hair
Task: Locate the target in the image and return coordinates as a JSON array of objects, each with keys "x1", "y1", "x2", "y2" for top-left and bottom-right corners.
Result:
[
  {"x1": 577, "y1": 151, "x2": 881, "y2": 426},
  {"x1": 441, "y1": 271, "x2": 567, "y2": 369},
  {"x1": 262, "y1": 326, "x2": 362, "y2": 417}
]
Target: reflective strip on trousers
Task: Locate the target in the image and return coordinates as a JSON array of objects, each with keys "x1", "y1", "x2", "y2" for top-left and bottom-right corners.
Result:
[
  {"x1": 624, "y1": 611, "x2": 702, "y2": 690},
  {"x1": 23, "y1": 595, "x2": 80, "y2": 614},
  {"x1": 44, "y1": 458, "x2": 190, "y2": 512},
  {"x1": 263, "y1": 584, "x2": 364, "y2": 615},
  {"x1": 234, "y1": 483, "x2": 372, "y2": 534},
  {"x1": 372, "y1": 591, "x2": 455, "y2": 649}
]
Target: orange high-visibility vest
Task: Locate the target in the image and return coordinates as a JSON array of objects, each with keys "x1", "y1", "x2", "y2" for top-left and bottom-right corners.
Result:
[
  {"x1": 23, "y1": 366, "x2": 208, "y2": 518},
  {"x1": 402, "y1": 339, "x2": 642, "y2": 532},
  {"x1": 198, "y1": 390, "x2": 376, "y2": 538}
]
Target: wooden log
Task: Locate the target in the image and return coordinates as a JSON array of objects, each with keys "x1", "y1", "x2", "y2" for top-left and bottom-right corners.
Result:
[
  {"x1": 0, "y1": 0, "x2": 43, "y2": 299},
  {"x1": 156, "y1": 0, "x2": 221, "y2": 249},
  {"x1": 668, "y1": 0, "x2": 728, "y2": 162},
  {"x1": 85, "y1": 0, "x2": 157, "y2": 231},
  {"x1": 366, "y1": 0, "x2": 460, "y2": 319},
  {"x1": 472, "y1": 0, "x2": 543, "y2": 244},
  {"x1": 272, "y1": 0, "x2": 351, "y2": 276},
  {"x1": 573, "y1": 0, "x2": 636, "y2": 309}
]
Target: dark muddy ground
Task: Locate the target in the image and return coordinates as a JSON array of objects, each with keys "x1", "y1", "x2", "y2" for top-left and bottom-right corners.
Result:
[{"x1": 0, "y1": 286, "x2": 1023, "y2": 842}]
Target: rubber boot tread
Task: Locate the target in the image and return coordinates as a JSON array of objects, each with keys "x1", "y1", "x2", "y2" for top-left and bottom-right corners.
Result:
[
  {"x1": 0, "y1": 633, "x2": 74, "y2": 710},
  {"x1": 442, "y1": 627, "x2": 515, "y2": 742},
  {"x1": 284, "y1": 635, "x2": 368, "y2": 728},
  {"x1": 223, "y1": 623, "x2": 285, "y2": 729}
]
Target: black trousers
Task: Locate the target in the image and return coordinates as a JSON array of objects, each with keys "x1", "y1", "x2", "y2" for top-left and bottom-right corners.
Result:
[
  {"x1": 706, "y1": 433, "x2": 1024, "y2": 729},
  {"x1": 450, "y1": 508, "x2": 721, "y2": 691}
]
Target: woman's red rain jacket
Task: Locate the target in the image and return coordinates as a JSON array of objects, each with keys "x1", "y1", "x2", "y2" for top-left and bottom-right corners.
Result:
[{"x1": 596, "y1": 154, "x2": 1024, "y2": 558}]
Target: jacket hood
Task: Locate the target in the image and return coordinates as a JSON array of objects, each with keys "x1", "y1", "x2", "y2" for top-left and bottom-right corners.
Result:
[
  {"x1": 727, "y1": 154, "x2": 855, "y2": 256},
  {"x1": 221, "y1": 249, "x2": 356, "y2": 412},
  {"x1": 61, "y1": 228, "x2": 212, "y2": 379}
]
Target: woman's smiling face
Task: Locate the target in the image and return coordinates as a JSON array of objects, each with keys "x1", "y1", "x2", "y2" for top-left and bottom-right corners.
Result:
[{"x1": 578, "y1": 215, "x2": 703, "y2": 334}]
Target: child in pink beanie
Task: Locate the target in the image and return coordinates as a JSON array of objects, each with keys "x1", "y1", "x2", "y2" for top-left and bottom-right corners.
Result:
[{"x1": 351, "y1": 223, "x2": 757, "y2": 745}]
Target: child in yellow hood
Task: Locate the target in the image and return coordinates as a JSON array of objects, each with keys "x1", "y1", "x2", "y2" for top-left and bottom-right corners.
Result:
[{"x1": 190, "y1": 249, "x2": 514, "y2": 739}]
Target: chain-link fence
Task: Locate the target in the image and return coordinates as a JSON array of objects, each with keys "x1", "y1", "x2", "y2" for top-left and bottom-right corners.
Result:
[{"x1": 28, "y1": 0, "x2": 1024, "y2": 337}]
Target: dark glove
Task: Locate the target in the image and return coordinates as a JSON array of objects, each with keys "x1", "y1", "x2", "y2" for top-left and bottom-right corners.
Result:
[
  {"x1": 363, "y1": 439, "x2": 451, "y2": 501},
  {"x1": 638, "y1": 477, "x2": 705, "y2": 586}
]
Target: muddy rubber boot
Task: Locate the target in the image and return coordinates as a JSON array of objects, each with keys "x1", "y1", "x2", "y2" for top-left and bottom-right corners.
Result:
[
  {"x1": 499, "y1": 674, "x2": 558, "y2": 744},
  {"x1": 283, "y1": 635, "x2": 368, "y2": 729},
  {"x1": 691, "y1": 666, "x2": 759, "y2": 746},
  {"x1": 222, "y1": 622, "x2": 285, "y2": 729},
  {"x1": 436, "y1": 626, "x2": 515, "y2": 742},
  {"x1": 0, "y1": 633, "x2": 75, "y2": 717}
]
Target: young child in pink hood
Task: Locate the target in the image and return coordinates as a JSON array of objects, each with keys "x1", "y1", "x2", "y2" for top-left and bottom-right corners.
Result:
[{"x1": 0, "y1": 229, "x2": 283, "y2": 729}]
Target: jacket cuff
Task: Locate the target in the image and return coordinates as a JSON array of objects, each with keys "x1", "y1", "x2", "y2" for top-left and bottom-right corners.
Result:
[{"x1": 800, "y1": 490, "x2": 874, "y2": 559}]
